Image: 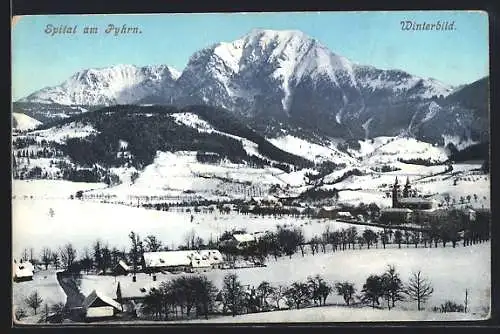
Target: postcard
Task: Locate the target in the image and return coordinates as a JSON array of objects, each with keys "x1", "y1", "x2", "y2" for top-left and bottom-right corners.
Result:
[{"x1": 11, "y1": 11, "x2": 490, "y2": 324}]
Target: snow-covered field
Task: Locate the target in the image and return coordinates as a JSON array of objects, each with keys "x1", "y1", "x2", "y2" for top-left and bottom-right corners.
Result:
[
  {"x1": 12, "y1": 269, "x2": 66, "y2": 316},
  {"x1": 167, "y1": 306, "x2": 483, "y2": 323},
  {"x1": 12, "y1": 180, "x2": 108, "y2": 200},
  {"x1": 79, "y1": 242, "x2": 490, "y2": 321},
  {"x1": 12, "y1": 194, "x2": 380, "y2": 258}
]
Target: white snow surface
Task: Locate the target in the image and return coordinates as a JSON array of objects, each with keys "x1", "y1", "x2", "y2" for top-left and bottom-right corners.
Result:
[
  {"x1": 12, "y1": 269, "x2": 66, "y2": 315},
  {"x1": 12, "y1": 113, "x2": 42, "y2": 131},
  {"x1": 12, "y1": 186, "x2": 381, "y2": 257},
  {"x1": 268, "y1": 135, "x2": 356, "y2": 165},
  {"x1": 104, "y1": 151, "x2": 299, "y2": 199},
  {"x1": 12, "y1": 180, "x2": 108, "y2": 199},
  {"x1": 79, "y1": 242, "x2": 490, "y2": 321},
  {"x1": 358, "y1": 137, "x2": 449, "y2": 165},
  {"x1": 29, "y1": 121, "x2": 98, "y2": 144},
  {"x1": 20, "y1": 64, "x2": 180, "y2": 105}
]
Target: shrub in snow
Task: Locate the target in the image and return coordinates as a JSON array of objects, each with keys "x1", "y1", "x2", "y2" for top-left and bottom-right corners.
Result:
[
  {"x1": 15, "y1": 307, "x2": 27, "y2": 321},
  {"x1": 437, "y1": 300, "x2": 465, "y2": 313}
]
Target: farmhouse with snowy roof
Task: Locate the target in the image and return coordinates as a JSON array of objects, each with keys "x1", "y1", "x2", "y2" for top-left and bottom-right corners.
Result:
[
  {"x1": 112, "y1": 260, "x2": 131, "y2": 276},
  {"x1": 219, "y1": 232, "x2": 257, "y2": 250},
  {"x1": 142, "y1": 249, "x2": 224, "y2": 273},
  {"x1": 83, "y1": 290, "x2": 123, "y2": 321},
  {"x1": 12, "y1": 260, "x2": 34, "y2": 282}
]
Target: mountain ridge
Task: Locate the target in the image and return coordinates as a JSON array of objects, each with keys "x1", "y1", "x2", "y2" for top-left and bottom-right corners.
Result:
[{"x1": 17, "y1": 29, "x2": 487, "y2": 144}]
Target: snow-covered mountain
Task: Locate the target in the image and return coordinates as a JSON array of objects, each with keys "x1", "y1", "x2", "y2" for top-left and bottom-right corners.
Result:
[
  {"x1": 18, "y1": 29, "x2": 487, "y2": 144},
  {"x1": 20, "y1": 64, "x2": 180, "y2": 105},
  {"x1": 171, "y1": 29, "x2": 454, "y2": 138}
]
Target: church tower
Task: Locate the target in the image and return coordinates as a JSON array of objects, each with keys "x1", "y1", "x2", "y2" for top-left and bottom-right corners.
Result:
[
  {"x1": 392, "y1": 177, "x2": 400, "y2": 208},
  {"x1": 403, "y1": 177, "x2": 411, "y2": 198}
]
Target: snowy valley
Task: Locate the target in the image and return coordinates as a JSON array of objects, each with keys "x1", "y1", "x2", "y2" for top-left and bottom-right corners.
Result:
[{"x1": 11, "y1": 27, "x2": 490, "y2": 325}]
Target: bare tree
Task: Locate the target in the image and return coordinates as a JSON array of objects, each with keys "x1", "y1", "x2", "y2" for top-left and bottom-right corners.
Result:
[
  {"x1": 361, "y1": 275, "x2": 383, "y2": 308},
  {"x1": 284, "y1": 282, "x2": 311, "y2": 309},
  {"x1": 270, "y1": 284, "x2": 286, "y2": 309},
  {"x1": 21, "y1": 248, "x2": 29, "y2": 262},
  {"x1": 102, "y1": 244, "x2": 112, "y2": 274},
  {"x1": 464, "y1": 288, "x2": 469, "y2": 313},
  {"x1": 59, "y1": 243, "x2": 77, "y2": 269},
  {"x1": 145, "y1": 235, "x2": 163, "y2": 252},
  {"x1": 309, "y1": 236, "x2": 320, "y2": 255},
  {"x1": 93, "y1": 240, "x2": 103, "y2": 273},
  {"x1": 335, "y1": 281, "x2": 356, "y2": 306},
  {"x1": 405, "y1": 270, "x2": 434, "y2": 311},
  {"x1": 347, "y1": 227, "x2": 358, "y2": 249},
  {"x1": 307, "y1": 275, "x2": 330, "y2": 306},
  {"x1": 128, "y1": 231, "x2": 142, "y2": 278},
  {"x1": 41, "y1": 247, "x2": 52, "y2": 270},
  {"x1": 25, "y1": 290, "x2": 43, "y2": 315},
  {"x1": 382, "y1": 265, "x2": 405, "y2": 308},
  {"x1": 80, "y1": 247, "x2": 93, "y2": 274},
  {"x1": 363, "y1": 229, "x2": 378, "y2": 249},
  {"x1": 51, "y1": 251, "x2": 60, "y2": 270},
  {"x1": 184, "y1": 229, "x2": 197, "y2": 250},
  {"x1": 256, "y1": 281, "x2": 275, "y2": 309},
  {"x1": 221, "y1": 273, "x2": 245, "y2": 316}
]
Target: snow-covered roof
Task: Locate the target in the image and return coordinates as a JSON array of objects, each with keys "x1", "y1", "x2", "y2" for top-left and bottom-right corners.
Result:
[
  {"x1": 191, "y1": 259, "x2": 212, "y2": 268},
  {"x1": 399, "y1": 198, "x2": 435, "y2": 204},
  {"x1": 83, "y1": 290, "x2": 122, "y2": 311},
  {"x1": 380, "y1": 208, "x2": 413, "y2": 213},
  {"x1": 116, "y1": 260, "x2": 130, "y2": 271},
  {"x1": 143, "y1": 251, "x2": 192, "y2": 268},
  {"x1": 197, "y1": 250, "x2": 224, "y2": 263},
  {"x1": 337, "y1": 211, "x2": 353, "y2": 217},
  {"x1": 143, "y1": 249, "x2": 223, "y2": 268},
  {"x1": 13, "y1": 261, "x2": 34, "y2": 278},
  {"x1": 233, "y1": 233, "x2": 256, "y2": 243}
]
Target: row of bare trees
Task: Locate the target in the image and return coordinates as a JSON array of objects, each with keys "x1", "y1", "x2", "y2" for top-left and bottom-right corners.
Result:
[{"x1": 140, "y1": 266, "x2": 441, "y2": 321}]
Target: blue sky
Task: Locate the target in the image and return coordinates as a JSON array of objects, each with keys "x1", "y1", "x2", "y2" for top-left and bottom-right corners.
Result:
[{"x1": 12, "y1": 11, "x2": 489, "y2": 100}]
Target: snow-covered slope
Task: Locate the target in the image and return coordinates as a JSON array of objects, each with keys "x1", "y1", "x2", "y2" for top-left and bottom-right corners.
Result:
[
  {"x1": 267, "y1": 134, "x2": 357, "y2": 165},
  {"x1": 20, "y1": 64, "x2": 180, "y2": 105},
  {"x1": 359, "y1": 137, "x2": 449, "y2": 165},
  {"x1": 30, "y1": 121, "x2": 98, "y2": 144},
  {"x1": 12, "y1": 112, "x2": 42, "y2": 131},
  {"x1": 105, "y1": 150, "x2": 302, "y2": 200}
]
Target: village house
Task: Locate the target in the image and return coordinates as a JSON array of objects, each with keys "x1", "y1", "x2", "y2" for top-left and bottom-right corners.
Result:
[
  {"x1": 12, "y1": 260, "x2": 34, "y2": 282},
  {"x1": 219, "y1": 232, "x2": 257, "y2": 250},
  {"x1": 142, "y1": 249, "x2": 224, "y2": 273},
  {"x1": 82, "y1": 290, "x2": 123, "y2": 321},
  {"x1": 111, "y1": 260, "x2": 131, "y2": 276}
]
